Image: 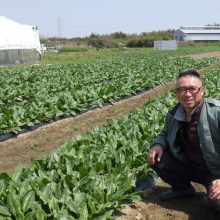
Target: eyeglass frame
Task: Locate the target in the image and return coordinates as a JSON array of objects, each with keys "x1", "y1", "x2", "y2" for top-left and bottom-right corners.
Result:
[{"x1": 175, "y1": 86, "x2": 203, "y2": 95}]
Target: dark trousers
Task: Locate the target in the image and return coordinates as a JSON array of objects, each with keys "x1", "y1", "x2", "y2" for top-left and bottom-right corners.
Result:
[
  {"x1": 151, "y1": 150, "x2": 220, "y2": 211},
  {"x1": 151, "y1": 150, "x2": 220, "y2": 190}
]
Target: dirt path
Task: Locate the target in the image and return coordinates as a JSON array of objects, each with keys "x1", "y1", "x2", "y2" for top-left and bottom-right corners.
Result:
[
  {"x1": 185, "y1": 51, "x2": 220, "y2": 60},
  {"x1": 0, "y1": 51, "x2": 220, "y2": 219}
]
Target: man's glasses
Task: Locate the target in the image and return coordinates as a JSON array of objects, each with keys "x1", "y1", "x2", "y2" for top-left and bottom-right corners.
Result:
[{"x1": 176, "y1": 86, "x2": 203, "y2": 95}]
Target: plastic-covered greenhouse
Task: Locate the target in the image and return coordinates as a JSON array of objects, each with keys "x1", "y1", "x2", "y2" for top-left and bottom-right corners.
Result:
[{"x1": 0, "y1": 16, "x2": 41, "y2": 66}]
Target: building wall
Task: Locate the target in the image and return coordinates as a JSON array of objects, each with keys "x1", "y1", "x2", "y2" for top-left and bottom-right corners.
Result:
[
  {"x1": 184, "y1": 34, "x2": 220, "y2": 41},
  {"x1": 0, "y1": 49, "x2": 40, "y2": 66},
  {"x1": 173, "y1": 30, "x2": 185, "y2": 41}
]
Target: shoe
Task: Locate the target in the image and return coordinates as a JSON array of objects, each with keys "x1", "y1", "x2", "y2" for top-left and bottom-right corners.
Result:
[
  {"x1": 161, "y1": 186, "x2": 196, "y2": 201},
  {"x1": 134, "y1": 172, "x2": 158, "y2": 192},
  {"x1": 134, "y1": 180, "x2": 154, "y2": 192}
]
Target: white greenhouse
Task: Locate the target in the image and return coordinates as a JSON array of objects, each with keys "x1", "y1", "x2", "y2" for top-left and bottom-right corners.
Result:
[{"x1": 0, "y1": 16, "x2": 41, "y2": 66}]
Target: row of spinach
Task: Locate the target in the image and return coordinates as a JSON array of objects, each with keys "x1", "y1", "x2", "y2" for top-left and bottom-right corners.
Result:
[{"x1": 0, "y1": 53, "x2": 217, "y2": 135}]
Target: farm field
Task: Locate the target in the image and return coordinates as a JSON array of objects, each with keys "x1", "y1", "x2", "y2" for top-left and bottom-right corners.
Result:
[{"x1": 0, "y1": 47, "x2": 220, "y2": 219}]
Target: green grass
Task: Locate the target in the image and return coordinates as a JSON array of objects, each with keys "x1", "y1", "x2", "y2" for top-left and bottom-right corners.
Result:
[
  {"x1": 39, "y1": 48, "x2": 152, "y2": 65},
  {"x1": 39, "y1": 43, "x2": 220, "y2": 65},
  {"x1": 178, "y1": 42, "x2": 220, "y2": 52}
]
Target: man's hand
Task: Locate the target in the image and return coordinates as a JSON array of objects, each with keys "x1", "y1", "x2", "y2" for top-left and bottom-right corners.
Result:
[
  {"x1": 208, "y1": 179, "x2": 220, "y2": 200},
  {"x1": 147, "y1": 144, "x2": 163, "y2": 165}
]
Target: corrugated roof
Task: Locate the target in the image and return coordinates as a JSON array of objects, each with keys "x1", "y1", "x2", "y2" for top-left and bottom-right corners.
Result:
[
  {"x1": 178, "y1": 29, "x2": 220, "y2": 34},
  {"x1": 180, "y1": 26, "x2": 220, "y2": 29}
]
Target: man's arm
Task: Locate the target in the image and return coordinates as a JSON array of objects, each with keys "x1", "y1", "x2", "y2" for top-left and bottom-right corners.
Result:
[
  {"x1": 150, "y1": 112, "x2": 171, "y2": 150},
  {"x1": 147, "y1": 112, "x2": 172, "y2": 165}
]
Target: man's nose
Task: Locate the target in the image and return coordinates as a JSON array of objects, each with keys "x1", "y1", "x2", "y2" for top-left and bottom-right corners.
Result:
[{"x1": 184, "y1": 90, "x2": 192, "y2": 95}]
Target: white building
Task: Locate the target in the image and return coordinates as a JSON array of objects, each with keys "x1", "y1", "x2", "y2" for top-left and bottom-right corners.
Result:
[{"x1": 173, "y1": 26, "x2": 220, "y2": 41}]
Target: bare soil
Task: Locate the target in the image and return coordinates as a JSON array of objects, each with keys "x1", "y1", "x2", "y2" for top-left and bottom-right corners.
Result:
[
  {"x1": 116, "y1": 179, "x2": 219, "y2": 220},
  {"x1": 185, "y1": 51, "x2": 220, "y2": 60},
  {"x1": 1, "y1": 51, "x2": 220, "y2": 219}
]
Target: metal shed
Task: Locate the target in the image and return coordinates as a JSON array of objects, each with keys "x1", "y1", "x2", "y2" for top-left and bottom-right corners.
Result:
[
  {"x1": 154, "y1": 40, "x2": 177, "y2": 50},
  {"x1": 173, "y1": 26, "x2": 220, "y2": 41}
]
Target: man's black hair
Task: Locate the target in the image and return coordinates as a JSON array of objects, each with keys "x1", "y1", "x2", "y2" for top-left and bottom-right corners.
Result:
[{"x1": 177, "y1": 69, "x2": 201, "y2": 79}]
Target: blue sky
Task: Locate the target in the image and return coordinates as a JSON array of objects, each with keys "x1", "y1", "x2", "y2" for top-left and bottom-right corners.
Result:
[{"x1": 1, "y1": 0, "x2": 220, "y2": 38}]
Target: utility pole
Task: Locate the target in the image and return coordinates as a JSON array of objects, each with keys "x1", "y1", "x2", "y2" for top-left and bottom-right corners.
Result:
[{"x1": 57, "y1": 17, "x2": 62, "y2": 47}]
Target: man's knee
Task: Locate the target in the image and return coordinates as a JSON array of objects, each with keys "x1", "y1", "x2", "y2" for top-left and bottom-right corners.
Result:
[
  {"x1": 150, "y1": 150, "x2": 178, "y2": 171},
  {"x1": 209, "y1": 199, "x2": 220, "y2": 214},
  {"x1": 150, "y1": 150, "x2": 192, "y2": 183}
]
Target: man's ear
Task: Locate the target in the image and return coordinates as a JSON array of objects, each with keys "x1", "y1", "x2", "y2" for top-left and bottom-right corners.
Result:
[{"x1": 201, "y1": 86, "x2": 205, "y2": 96}]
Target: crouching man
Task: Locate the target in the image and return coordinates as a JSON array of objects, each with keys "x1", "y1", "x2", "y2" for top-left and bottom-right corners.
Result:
[{"x1": 147, "y1": 69, "x2": 220, "y2": 213}]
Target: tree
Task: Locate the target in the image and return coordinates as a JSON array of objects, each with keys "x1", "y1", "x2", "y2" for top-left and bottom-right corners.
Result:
[{"x1": 111, "y1": 31, "x2": 127, "y2": 39}]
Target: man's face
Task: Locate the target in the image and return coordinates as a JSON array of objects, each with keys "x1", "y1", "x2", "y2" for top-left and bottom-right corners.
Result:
[{"x1": 176, "y1": 75, "x2": 204, "y2": 112}]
